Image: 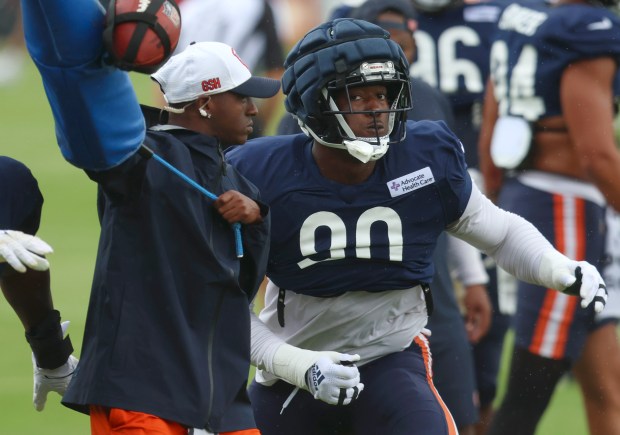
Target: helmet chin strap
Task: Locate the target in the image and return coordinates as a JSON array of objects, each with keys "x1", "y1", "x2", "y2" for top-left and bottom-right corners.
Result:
[
  {"x1": 315, "y1": 89, "x2": 392, "y2": 163},
  {"x1": 342, "y1": 138, "x2": 389, "y2": 163}
]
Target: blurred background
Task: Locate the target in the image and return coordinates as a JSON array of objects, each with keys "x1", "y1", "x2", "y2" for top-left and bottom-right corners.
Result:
[{"x1": 0, "y1": 0, "x2": 590, "y2": 433}]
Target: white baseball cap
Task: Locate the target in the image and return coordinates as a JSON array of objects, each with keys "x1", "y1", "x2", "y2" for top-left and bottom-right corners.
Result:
[{"x1": 151, "y1": 41, "x2": 281, "y2": 104}]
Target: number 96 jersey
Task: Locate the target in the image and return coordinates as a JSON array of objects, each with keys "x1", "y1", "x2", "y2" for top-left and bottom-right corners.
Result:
[
  {"x1": 490, "y1": 2, "x2": 620, "y2": 122},
  {"x1": 412, "y1": 1, "x2": 507, "y2": 108},
  {"x1": 412, "y1": 0, "x2": 508, "y2": 168},
  {"x1": 226, "y1": 121, "x2": 472, "y2": 297}
]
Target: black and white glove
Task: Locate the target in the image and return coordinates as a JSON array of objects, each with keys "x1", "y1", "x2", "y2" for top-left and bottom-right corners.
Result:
[
  {"x1": 270, "y1": 343, "x2": 364, "y2": 406},
  {"x1": 305, "y1": 354, "x2": 363, "y2": 405},
  {"x1": 540, "y1": 251, "x2": 607, "y2": 313},
  {"x1": 32, "y1": 321, "x2": 78, "y2": 411},
  {"x1": 0, "y1": 230, "x2": 53, "y2": 272}
]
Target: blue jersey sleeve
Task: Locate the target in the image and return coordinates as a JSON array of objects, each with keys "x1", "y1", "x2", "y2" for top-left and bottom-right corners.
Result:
[
  {"x1": 543, "y1": 6, "x2": 620, "y2": 60},
  {"x1": 22, "y1": 0, "x2": 144, "y2": 170},
  {"x1": 401, "y1": 121, "x2": 472, "y2": 224},
  {"x1": 445, "y1": 127, "x2": 472, "y2": 222}
]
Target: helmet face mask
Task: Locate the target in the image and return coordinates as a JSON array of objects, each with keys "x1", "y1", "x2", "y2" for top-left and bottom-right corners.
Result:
[
  {"x1": 283, "y1": 19, "x2": 412, "y2": 162},
  {"x1": 321, "y1": 60, "x2": 411, "y2": 148}
]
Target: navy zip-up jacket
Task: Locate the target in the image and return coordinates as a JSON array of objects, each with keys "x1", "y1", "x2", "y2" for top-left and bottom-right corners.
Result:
[{"x1": 62, "y1": 128, "x2": 270, "y2": 432}]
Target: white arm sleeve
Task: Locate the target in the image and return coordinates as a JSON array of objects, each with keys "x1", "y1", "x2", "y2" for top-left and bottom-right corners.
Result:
[
  {"x1": 251, "y1": 309, "x2": 338, "y2": 390},
  {"x1": 446, "y1": 184, "x2": 567, "y2": 287},
  {"x1": 446, "y1": 234, "x2": 489, "y2": 286},
  {"x1": 250, "y1": 308, "x2": 284, "y2": 373}
]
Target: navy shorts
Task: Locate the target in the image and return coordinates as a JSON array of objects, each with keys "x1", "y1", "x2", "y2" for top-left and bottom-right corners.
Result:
[
  {"x1": 500, "y1": 177, "x2": 606, "y2": 362},
  {"x1": 248, "y1": 335, "x2": 458, "y2": 435}
]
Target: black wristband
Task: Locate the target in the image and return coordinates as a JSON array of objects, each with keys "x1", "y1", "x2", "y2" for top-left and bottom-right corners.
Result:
[{"x1": 25, "y1": 310, "x2": 74, "y2": 369}]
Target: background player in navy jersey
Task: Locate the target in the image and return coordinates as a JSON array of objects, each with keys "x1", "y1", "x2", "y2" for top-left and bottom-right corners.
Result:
[
  {"x1": 409, "y1": 1, "x2": 513, "y2": 430},
  {"x1": 478, "y1": 0, "x2": 620, "y2": 433},
  {"x1": 275, "y1": 2, "x2": 491, "y2": 432},
  {"x1": 0, "y1": 156, "x2": 78, "y2": 412},
  {"x1": 410, "y1": 0, "x2": 505, "y2": 169},
  {"x1": 225, "y1": 17, "x2": 607, "y2": 435}
]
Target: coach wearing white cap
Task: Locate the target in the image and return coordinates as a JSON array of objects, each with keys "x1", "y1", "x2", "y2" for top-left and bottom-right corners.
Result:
[
  {"x1": 151, "y1": 41, "x2": 281, "y2": 146},
  {"x1": 60, "y1": 39, "x2": 279, "y2": 435}
]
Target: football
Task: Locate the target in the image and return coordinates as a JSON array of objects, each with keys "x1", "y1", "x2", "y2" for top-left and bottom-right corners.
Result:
[{"x1": 104, "y1": 0, "x2": 182, "y2": 74}]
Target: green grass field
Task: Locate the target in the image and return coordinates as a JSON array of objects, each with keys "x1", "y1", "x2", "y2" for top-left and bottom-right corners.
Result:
[{"x1": 0, "y1": 58, "x2": 589, "y2": 434}]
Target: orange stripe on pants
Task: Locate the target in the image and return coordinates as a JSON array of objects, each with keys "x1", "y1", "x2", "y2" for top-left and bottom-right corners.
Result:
[
  {"x1": 529, "y1": 195, "x2": 584, "y2": 359},
  {"x1": 529, "y1": 289, "x2": 557, "y2": 355},
  {"x1": 414, "y1": 335, "x2": 459, "y2": 435}
]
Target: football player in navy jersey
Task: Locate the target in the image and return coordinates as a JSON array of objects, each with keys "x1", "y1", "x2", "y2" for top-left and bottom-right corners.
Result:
[
  {"x1": 0, "y1": 156, "x2": 78, "y2": 412},
  {"x1": 275, "y1": 2, "x2": 490, "y2": 433},
  {"x1": 410, "y1": 1, "x2": 514, "y2": 430},
  {"x1": 225, "y1": 17, "x2": 608, "y2": 435},
  {"x1": 478, "y1": 0, "x2": 620, "y2": 433}
]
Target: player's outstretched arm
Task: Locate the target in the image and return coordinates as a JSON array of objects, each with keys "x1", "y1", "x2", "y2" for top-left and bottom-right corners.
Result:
[
  {"x1": 250, "y1": 310, "x2": 364, "y2": 406},
  {"x1": 448, "y1": 184, "x2": 607, "y2": 313},
  {"x1": 21, "y1": 0, "x2": 144, "y2": 171},
  {"x1": 0, "y1": 233, "x2": 78, "y2": 411}
]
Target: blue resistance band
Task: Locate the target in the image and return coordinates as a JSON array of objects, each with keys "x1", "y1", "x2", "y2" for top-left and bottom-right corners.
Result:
[{"x1": 140, "y1": 144, "x2": 244, "y2": 258}]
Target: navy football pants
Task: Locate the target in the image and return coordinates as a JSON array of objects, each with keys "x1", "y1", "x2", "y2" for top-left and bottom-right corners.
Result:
[{"x1": 249, "y1": 336, "x2": 458, "y2": 435}]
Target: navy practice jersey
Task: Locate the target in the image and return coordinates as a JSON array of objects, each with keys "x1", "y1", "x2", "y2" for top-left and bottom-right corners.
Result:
[
  {"x1": 0, "y1": 156, "x2": 44, "y2": 276},
  {"x1": 412, "y1": 0, "x2": 509, "y2": 167},
  {"x1": 412, "y1": 0, "x2": 507, "y2": 108},
  {"x1": 226, "y1": 121, "x2": 472, "y2": 297},
  {"x1": 490, "y1": 2, "x2": 620, "y2": 121}
]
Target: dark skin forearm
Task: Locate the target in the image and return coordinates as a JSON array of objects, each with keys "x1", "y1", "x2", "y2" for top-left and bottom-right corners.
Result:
[
  {"x1": 2, "y1": 268, "x2": 73, "y2": 369},
  {"x1": 0, "y1": 269, "x2": 54, "y2": 331}
]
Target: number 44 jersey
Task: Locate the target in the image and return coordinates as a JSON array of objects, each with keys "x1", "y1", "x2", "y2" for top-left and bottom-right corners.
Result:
[
  {"x1": 490, "y1": 2, "x2": 620, "y2": 122},
  {"x1": 226, "y1": 121, "x2": 472, "y2": 297}
]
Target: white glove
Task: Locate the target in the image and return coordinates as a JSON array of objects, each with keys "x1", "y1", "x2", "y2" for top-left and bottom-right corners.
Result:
[
  {"x1": 540, "y1": 251, "x2": 608, "y2": 313},
  {"x1": 270, "y1": 343, "x2": 364, "y2": 406},
  {"x1": 33, "y1": 321, "x2": 78, "y2": 411},
  {"x1": 0, "y1": 230, "x2": 53, "y2": 272},
  {"x1": 305, "y1": 353, "x2": 364, "y2": 405}
]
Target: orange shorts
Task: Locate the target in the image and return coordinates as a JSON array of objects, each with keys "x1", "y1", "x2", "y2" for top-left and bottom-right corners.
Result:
[{"x1": 90, "y1": 405, "x2": 260, "y2": 435}]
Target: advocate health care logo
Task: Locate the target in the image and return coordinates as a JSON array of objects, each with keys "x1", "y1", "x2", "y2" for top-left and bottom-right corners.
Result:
[{"x1": 387, "y1": 167, "x2": 435, "y2": 198}]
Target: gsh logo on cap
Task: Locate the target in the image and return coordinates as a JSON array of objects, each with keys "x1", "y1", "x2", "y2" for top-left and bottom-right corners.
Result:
[{"x1": 202, "y1": 78, "x2": 221, "y2": 92}]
